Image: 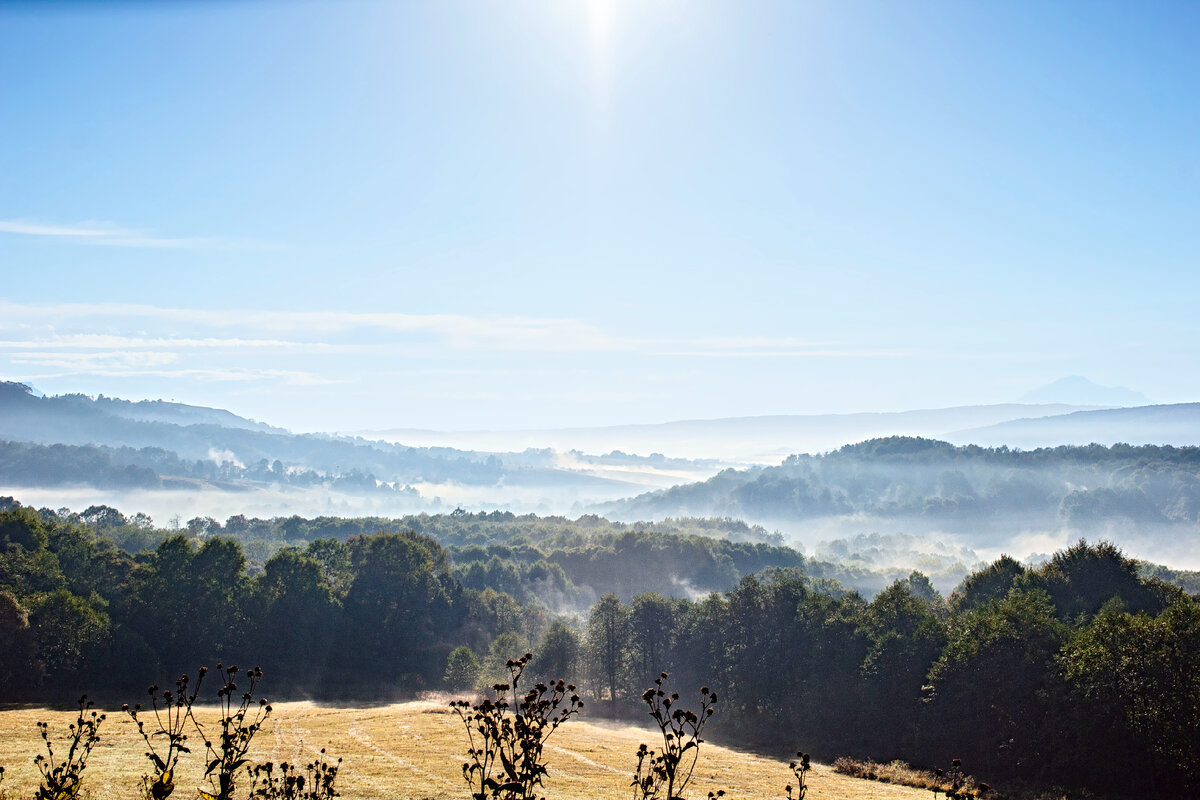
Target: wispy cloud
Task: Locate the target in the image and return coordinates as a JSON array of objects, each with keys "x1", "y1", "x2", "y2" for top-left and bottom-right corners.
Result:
[
  {"x1": 0, "y1": 219, "x2": 257, "y2": 249},
  {"x1": 0, "y1": 220, "x2": 119, "y2": 237},
  {"x1": 0, "y1": 334, "x2": 340, "y2": 352},
  {"x1": 0, "y1": 304, "x2": 1050, "y2": 380},
  {"x1": 0, "y1": 302, "x2": 624, "y2": 352},
  {"x1": 0, "y1": 301, "x2": 942, "y2": 360},
  {"x1": 652, "y1": 347, "x2": 921, "y2": 359},
  {"x1": 9, "y1": 351, "x2": 179, "y2": 370},
  {"x1": 16, "y1": 366, "x2": 343, "y2": 386}
]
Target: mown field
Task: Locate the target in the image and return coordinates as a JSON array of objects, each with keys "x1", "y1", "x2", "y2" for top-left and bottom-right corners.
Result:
[{"x1": 0, "y1": 700, "x2": 928, "y2": 800}]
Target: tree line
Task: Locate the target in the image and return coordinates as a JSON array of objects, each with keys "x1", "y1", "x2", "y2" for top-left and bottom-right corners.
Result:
[
  {"x1": 1, "y1": 499, "x2": 1197, "y2": 797},
  {"x1": 0, "y1": 503, "x2": 547, "y2": 700},
  {"x1": 603, "y1": 435, "x2": 1200, "y2": 529},
  {"x1": 553, "y1": 545, "x2": 1199, "y2": 797},
  {"x1": 26, "y1": 504, "x2": 955, "y2": 602}
]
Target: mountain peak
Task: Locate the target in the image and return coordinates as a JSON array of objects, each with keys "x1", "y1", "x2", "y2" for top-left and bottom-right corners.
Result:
[{"x1": 1019, "y1": 376, "x2": 1148, "y2": 407}]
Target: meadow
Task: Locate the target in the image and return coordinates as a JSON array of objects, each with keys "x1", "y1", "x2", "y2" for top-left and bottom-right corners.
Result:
[{"x1": 0, "y1": 700, "x2": 928, "y2": 800}]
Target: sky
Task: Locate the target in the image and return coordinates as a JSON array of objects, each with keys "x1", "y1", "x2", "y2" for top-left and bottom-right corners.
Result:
[{"x1": 1, "y1": 0, "x2": 1197, "y2": 432}]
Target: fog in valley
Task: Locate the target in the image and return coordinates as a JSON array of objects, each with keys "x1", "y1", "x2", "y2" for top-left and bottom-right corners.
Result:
[{"x1": 5, "y1": 380, "x2": 1200, "y2": 583}]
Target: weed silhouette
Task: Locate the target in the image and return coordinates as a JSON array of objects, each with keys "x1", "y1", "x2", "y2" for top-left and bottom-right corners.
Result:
[
  {"x1": 785, "y1": 751, "x2": 810, "y2": 800},
  {"x1": 124, "y1": 667, "x2": 206, "y2": 800},
  {"x1": 194, "y1": 664, "x2": 272, "y2": 800},
  {"x1": 33, "y1": 695, "x2": 106, "y2": 800},
  {"x1": 451, "y1": 652, "x2": 584, "y2": 800},
  {"x1": 247, "y1": 749, "x2": 342, "y2": 800},
  {"x1": 631, "y1": 673, "x2": 718, "y2": 800}
]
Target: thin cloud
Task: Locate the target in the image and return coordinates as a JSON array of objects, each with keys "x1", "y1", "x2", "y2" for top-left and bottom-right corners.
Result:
[
  {"x1": 652, "y1": 347, "x2": 921, "y2": 359},
  {"x1": 0, "y1": 220, "x2": 119, "y2": 237},
  {"x1": 0, "y1": 301, "x2": 989, "y2": 360},
  {"x1": 10, "y1": 351, "x2": 179, "y2": 370},
  {"x1": 0, "y1": 302, "x2": 626, "y2": 352},
  {"x1": 0, "y1": 334, "x2": 340, "y2": 352},
  {"x1": 0, "y1": 219, "x2": 259, "y2": 249},
  {"x1": 16, "y1": 367, "x2": 343, "y2": 386}
]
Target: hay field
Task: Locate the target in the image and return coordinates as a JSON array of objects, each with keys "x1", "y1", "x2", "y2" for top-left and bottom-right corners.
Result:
[{"x1": 0, "y1": 701, "x2": 926, "y2": 800}]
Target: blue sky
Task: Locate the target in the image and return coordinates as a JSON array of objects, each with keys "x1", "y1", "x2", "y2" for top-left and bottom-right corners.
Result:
[{"x1": 1, "y1": 0, "x2": 1197, "y2": 431}]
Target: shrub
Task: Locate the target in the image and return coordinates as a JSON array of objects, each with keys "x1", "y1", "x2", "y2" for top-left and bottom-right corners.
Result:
[{"x1": 932, "y1": 758, "x2": 989, "y2": 800}]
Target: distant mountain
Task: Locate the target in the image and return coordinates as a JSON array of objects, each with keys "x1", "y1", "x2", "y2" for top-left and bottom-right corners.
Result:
[
  {"x1": 355, "y1": 403, "x2": 1095, "y2": 463},
  {"x1": 1019, "y1": 376, "x2": 1148, "y2": 406},
  {"x1": 91, "y1": 394, "x2": 283, "y2": 432},
  {"x1": 595, "y1": 436, "x2": 1200, "y2": 566},
  {"x1": 0, "y1": 381, "x2": 598, "y2": 491},
  {"x1": 949, "y1": 402, "x2": 1200, "y2": 449},
  {"x1": 0, "y1": 382, "x2": 693, "y2": 510}
]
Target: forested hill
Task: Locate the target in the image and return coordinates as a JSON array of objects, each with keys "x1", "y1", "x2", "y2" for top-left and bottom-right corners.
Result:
[
  {"x1": 949, "y1": 401, "x2": 1200, "y2": 448},
  {"x1": 599, "y1": 436, "x2": 1200, "y2": 530},
  {"x1": 0, "y1": 383, "x2": 713, "y2": 503},
  {"x1": 0, "y1": 381, "x2": 628, "y2": 494},
  {"x1": 0, "y1": 381, "x2": 506, "y2": 483},
  {"x1": 2, "y1": 498, "x2": 1200, "y2": 796}
]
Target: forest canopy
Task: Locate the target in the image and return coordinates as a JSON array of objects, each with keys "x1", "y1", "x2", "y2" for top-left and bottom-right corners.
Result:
[{"x1": 0, "y1": 497, "x2": 1197, "y2": 797}]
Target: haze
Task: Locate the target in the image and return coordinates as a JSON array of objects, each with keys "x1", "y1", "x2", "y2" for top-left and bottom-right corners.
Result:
[{"x1": 2, "y1": 1, "x2": 1198, "y2": 433}]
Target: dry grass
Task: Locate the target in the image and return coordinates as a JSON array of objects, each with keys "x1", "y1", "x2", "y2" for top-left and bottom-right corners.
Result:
[
  {"x1": 0, "y1": 701, "x2": 931, "y2": 800},
  {"x1": 832, "y1": 758, "x2": 1005, "y2": 799},
  {"x1": 832, "y1": 757, "x2": 951, "y2": 791}
]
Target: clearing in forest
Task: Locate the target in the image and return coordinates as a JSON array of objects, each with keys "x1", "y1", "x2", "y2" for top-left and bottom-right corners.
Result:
[{"x1": 0, "y1": 700, "x2": 927, "y2": 800}]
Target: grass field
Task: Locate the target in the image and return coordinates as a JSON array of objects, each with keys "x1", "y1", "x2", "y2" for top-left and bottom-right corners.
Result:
[{"x1": 0, "y1": 701, "x2": 928, "y2": 800}]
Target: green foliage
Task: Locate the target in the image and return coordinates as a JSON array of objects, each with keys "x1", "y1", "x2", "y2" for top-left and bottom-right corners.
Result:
[
  {"x1": 479, "y1": 633, "x2": 532, "y2": 692},
  {"x1": 1023, "y1": 539, "x2": 1172, "y2": 622},
  {"x1": 531, "y1": 621, "x2": 579, "y2": 685},
  {"x1": 127, "y1": 536, "x2": 251, "y2": 679},
  {"x1": 253, "y1": 550, "x2": 337, "y2": 687},
  {"x1": 949, "y1": 556, "x2": 1025, "y2": 612},
  {"x1": 0, "y1": 589, "x2": 38, "y2": 692},
  {"x1": 1064, "y1": 596, "x2": 1200, "y2": 789},
  {"x1": 5, "y1": 491, "x2": 1200, "y2": 797},
  {"x1": 337, "y1": 531, "x2": 462, "y2": 686},
  {"x1": 586, "y1": 594, "x2": 629, "y2": 701},
  {"x1": 858, "y1": 581, "x2": 947, "y2": 750},
  {"x1": 609, "y1": 436, "x2": 1200, "y2": 528},
  {"x1": 30, "y1": 589, "x2": 111, "y2": 686},
  {"x1": 445, "y1": 646, "x2": 481, "y2": 691},
  {"x1": 627, "y1": 594, "x2": 678, "y2": 691},
  {"x1": 925, "y1": 590, "x2": 1067, "y2": 779}
]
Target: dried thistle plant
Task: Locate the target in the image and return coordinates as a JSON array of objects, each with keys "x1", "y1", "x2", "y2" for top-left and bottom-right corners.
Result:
[
  {"x1": 931, "y1": 758, "x2": 988, "y2": 800},
  {"x1": 785, "y1": 751, "x2": 810, "y2": 800},
  {"x1": 452, "y1": 651, "x2": 584, "y2": 800},
  {"x1": 631, "y1": 673, "x2": 718, "y2": 800},
  {"x1": 124, "y1": 667, "x2": 207, "y2": 800},
  {"x1": 246, "y1": 749, "x2": 341, "y2": 800},
  {"x1": 193, "y1": 664, "x2": 272, "y2": 800},
  {"x1": 33, "y1": 695, "x2": 106, "y2": 800}
]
